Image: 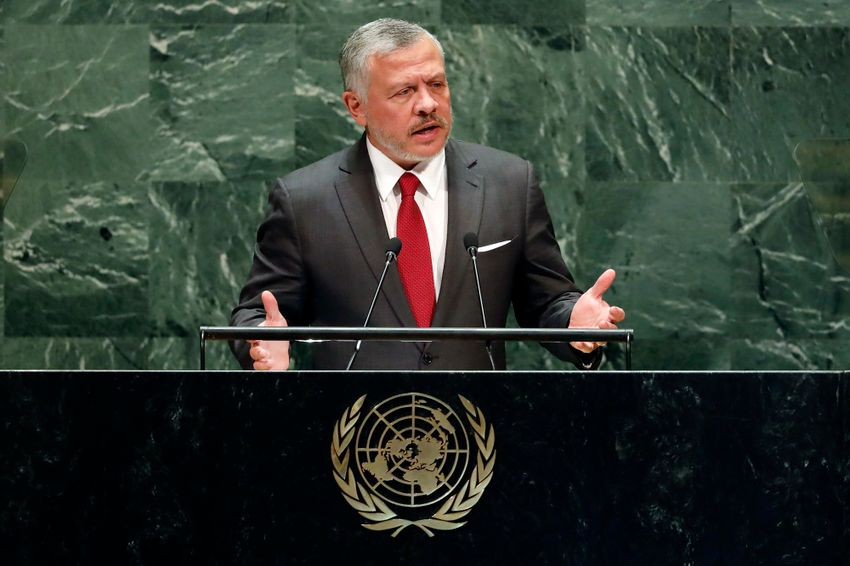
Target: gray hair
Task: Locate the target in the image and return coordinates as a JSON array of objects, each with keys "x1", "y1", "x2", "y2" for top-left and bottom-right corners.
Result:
[{"x1": 339, "y1": 18, "x2": 444, "y2": 100}]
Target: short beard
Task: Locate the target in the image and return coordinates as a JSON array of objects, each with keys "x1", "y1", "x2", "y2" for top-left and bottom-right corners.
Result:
[{"x1": 366, "y1": 111, "x2": 452, "y2": 165}]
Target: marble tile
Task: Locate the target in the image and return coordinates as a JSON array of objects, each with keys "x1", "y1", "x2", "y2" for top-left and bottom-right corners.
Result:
[
  {"x1": 624, "y1": 337, "x2": 732, "y2": 369},
  {"x1": 802, "y1": 181, "x2": 850, "y2": 273},
  {"x1": 508, "y1": 337, "x2": 649, "y2": 371},
  {"x1": 293, "y1": 0, "x2": 439, "y2": 25},
  {"x1": 4, "y1": 179, "x2": 150, "y2": 337},
  {"x1": 521, "y1": 336, "x2": 732, "y2": 371},
  {"x1": 576, "y1": 182, "x2": 731, "y2": 342},
  {"x1": 0, "y1": 27, "x2": 5, "y2": 135},
  {"x1": 0, "y1": 0, "x2": 291, "y2": 24},
  {"x1": 732, "y1": 338, "x2": 850, "y2": 369},
  {"x1": 442, "y1": 25, "x2": 586, "y2": 254},
  {"x1": 588, "y1": 0, "x2": 731, "y2": 26},
  {"x1": 732, "y1": 0, "x2": 850, "y2": 26},
  {"x1": 148, "y1": 180, "x2": 267, "y2": 340},
  {"x1": 730, "y1": 27, "x2": 850, "y2": 182},
  {"x1": 293, "y1": 25, "x2": 365, "y2": 169},
  {"x1": 4, "y1": 25, "x2": 152, "y2": 184},
  {"x1": 730, "y1": 182, "x2": 850, "y2": 341},
  {"x1": 3, "y1": 337, "x2": 150, "y2": 369},
  {"x1": 147, "y1": 25, "x2": 295, "y2": 183},
  {"x1": 148, "y1": 336, "x2": 241, "y2": 371},
  {"x1": 442, "y1": 0, "x2": 584, "y2": 25},
  {"x1": 585, "y1": 26, "x2": 733, "y2": 183}
]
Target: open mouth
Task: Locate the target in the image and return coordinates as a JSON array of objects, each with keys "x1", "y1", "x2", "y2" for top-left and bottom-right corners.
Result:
[{"x1": 412, "y1": 123, "x2": 440, "y2": 136}]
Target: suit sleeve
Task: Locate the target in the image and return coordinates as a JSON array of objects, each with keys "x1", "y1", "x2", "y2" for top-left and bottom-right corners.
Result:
[
  {"x1": 511, "y1": 161, "x2": 602, "y2": 369},
  {"x1": 229, "y1": 179, "x2": 312, "y2": 369}
]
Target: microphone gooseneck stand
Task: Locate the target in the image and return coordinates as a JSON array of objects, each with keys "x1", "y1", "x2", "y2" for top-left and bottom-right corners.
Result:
[
  {"x1": 464, "y1": 232, "x2": 497, "y2": 370},
  {"x1": 346, "y1": 237, "x2": 402, "y2": 370}
]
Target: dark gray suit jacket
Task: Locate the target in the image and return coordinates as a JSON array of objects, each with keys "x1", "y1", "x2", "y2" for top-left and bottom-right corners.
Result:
[{"x1": 230, "y1": 136, "x2": 599, "y2": 370}]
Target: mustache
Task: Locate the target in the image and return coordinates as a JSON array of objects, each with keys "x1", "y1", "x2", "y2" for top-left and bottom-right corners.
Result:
[{"x1": 408, "y1": 114, "x2": 450, "y2": 135}]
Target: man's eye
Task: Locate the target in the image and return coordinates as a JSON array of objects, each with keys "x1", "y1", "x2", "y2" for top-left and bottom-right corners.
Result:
[{"x1": 397, "y1": 88, "x2": 412, "y2": 96}]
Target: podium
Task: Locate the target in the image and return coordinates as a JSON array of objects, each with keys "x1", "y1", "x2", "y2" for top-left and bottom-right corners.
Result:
[{"x1": 1, "y1": 369, "x2": 845, "y2": 564}]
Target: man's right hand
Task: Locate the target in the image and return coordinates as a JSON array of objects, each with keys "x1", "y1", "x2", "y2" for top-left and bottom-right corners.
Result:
[{"x1": 248, "y1": 290, "x2": 290, "y2": 371}]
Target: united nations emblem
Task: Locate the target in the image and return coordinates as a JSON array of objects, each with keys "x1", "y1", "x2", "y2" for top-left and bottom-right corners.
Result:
[{"x1": 331, "y1": 392, "x2": 496, "y2": 537}]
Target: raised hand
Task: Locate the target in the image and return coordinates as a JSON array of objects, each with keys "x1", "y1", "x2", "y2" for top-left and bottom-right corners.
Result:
[
  {"x1": 248, "y1": 290, "x2": 290, "y2": 370},
  {"x1": 569, "y1": 269, "x2": 626, "y2": 353}
]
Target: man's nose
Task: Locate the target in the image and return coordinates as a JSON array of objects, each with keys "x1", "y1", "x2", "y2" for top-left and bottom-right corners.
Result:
[{"x1": 413, "y1": 88, "x2": 438, "y2": 115}]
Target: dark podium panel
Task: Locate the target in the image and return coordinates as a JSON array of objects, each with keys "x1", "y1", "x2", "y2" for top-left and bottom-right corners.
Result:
[{"x1": 1, "y1": 371, "x2": 847, "y2": 565}]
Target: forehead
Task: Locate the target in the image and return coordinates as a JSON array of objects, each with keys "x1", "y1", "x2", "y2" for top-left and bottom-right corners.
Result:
[{"x1": 367, "y1": 38, "x2": 445, "y2": 84}]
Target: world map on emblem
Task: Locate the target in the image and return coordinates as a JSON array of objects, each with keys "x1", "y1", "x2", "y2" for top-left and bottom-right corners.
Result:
[{"x1": 355, "y1": 393, "x2": 470, "y2": 508}]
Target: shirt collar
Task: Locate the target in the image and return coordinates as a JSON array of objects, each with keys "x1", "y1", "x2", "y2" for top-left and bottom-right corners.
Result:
[{"x1": 366, "y1": 136, "x2": 446, "y2": 202}]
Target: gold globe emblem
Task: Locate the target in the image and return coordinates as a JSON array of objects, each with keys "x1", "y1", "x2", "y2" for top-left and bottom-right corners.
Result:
[
  {"x1": 331, "y1": 393, "x2": 497, "y2": 537},
  {"x1": 356, "y1": 393, "x2": 470, "y2": 508}
]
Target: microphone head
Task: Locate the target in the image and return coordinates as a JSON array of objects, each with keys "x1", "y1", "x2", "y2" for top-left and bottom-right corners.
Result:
[
  {"x1": 463, "y1": 232, "x2": 479, "y2": 252},
  {"x1": 386, "y1": 237, "x2": 402, "y2": 258}
]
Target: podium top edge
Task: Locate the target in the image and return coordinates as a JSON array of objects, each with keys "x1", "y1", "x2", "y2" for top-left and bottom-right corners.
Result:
[{"x1": 198, "y1": 326, "x2": 635, "y2": 342}]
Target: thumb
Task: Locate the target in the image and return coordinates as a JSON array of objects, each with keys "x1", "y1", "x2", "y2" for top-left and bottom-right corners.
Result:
[
  {"x1": 261, "y1": 290, "x2": 287, "y2": 326},
  {"x1": 587, "y1": 268, "x2": 616, "y2": 298}
]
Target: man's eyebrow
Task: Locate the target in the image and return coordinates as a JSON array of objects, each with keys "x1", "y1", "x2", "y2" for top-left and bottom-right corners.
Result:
[{"x1": 384, "y1": 72, "x2": 447, "y2": 93}]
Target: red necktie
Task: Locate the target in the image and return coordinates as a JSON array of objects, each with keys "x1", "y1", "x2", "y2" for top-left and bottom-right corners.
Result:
[{"x1": 396, "y1": 172, "x2": 435, "y2": 327}]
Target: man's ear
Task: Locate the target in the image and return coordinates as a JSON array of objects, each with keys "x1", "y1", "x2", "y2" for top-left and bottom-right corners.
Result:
[{"x1": 342, "y1": 91, "x2": 367, "y2": 127}]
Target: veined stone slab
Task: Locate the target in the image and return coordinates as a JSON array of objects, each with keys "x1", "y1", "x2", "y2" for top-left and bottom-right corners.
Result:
[
  {"x1": 577, "y1": 181, "x2": 731, "y2": 347},
  {"x1": 147, "y1": 24, "x2": 295, "y2": 183},
  {"x1": 588, "y1": 0, "x2": 731, "y2": 26},
  {"x1": 293, "y1": 25, "x2": 365, "y2": 169},
  {"x1": 0, "y1": 0, "x2": 291, "y2": 24},
  {"x1": 148, "y1": 180, "x2": 266, "y2": 339},
  {"x1": 293, "y1": 0, "x2": 439, "y2": 25},
  {"x1": 442, "y1": 0, "x2": 584, "y2": 25},
  {"x1": 730, "y1": 182, "x2": 850, "y2": 340},
  {"x1": 585, "y1": 26, "x2": 733, "y2": 183},
  {"x1": 730, "y1": 27, "x2": 850, "y2": 182},
  {"x1": 4, "y1": 180, "x2": 150, "y2": 337},
  {"x1": 3, "y1": 337, "x2": 150, "y2": 369},
  {"x1": 4, "y1": 25, "x2": 152, "y2": 184},
  {"x1": 732, "y1": 0, "x2": 850, "y2": 26}
]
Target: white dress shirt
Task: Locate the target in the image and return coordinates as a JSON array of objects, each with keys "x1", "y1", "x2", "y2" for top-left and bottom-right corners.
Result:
[{"x1": 366, "y1": 137, "x2": 448, "y2": 298}]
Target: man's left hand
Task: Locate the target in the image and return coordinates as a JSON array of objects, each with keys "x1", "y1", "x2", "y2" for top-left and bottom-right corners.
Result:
[{"x1": 569, "y1": 269, "x2": 626, "y2": 353}]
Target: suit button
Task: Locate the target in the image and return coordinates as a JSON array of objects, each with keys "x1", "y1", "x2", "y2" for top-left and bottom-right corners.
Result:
[{"x1": 422, "y1": 353, "x2": 433, "y2": 366}]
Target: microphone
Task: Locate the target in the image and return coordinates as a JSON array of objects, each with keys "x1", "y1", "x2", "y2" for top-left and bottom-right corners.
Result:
[
  {"x1": 346, "y1": 237, "x2": 402, "y2": 370},
  {"x1": 464, "y1": 232, "x2": 496, "y2": 370}
]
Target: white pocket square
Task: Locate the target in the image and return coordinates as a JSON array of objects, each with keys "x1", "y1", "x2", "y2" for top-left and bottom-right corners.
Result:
[{"x1": 478, "y1": 239, "x2": 512, "y2": 253}]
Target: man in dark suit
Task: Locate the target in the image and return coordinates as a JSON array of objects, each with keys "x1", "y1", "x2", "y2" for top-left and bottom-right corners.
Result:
[{"x1": 231, "y1": 19, "x2": 625, "y2": 371}]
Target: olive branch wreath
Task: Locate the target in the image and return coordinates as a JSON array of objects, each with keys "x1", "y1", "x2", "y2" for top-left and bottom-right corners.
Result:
[{"x1": 330, "y1": 394, "x2": 496, "y2": 538}]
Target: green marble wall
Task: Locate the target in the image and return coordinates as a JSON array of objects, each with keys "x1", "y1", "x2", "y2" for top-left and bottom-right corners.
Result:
[{"x1": 2, "y1": 1, "x2": 849, "y2": 370}]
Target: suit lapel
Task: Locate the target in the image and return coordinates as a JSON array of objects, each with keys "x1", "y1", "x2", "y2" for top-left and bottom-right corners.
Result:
[
  {"x1": 432, "y1": 139, "x2": 483, "y2": 327},
  {"x1": 334, "y1": 137, "x2": 416, "y2": 327}
]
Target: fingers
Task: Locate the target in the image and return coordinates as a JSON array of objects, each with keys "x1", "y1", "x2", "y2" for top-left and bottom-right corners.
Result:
[
  {"x1": 572, "y1": 319, "x2": 620, "y2": 353},
  {"x1": 250, "y1": 294, "x2": 290, "y2": 371},
  {"x1": 587, "y1": 268, "x2": 616, "y2": 299},
  {"x1": 248, "y1": 334, "x2": 291, "y2": 371},
  {"x1": 250, "y1": 342, "x2": 269, "y2": 362},
  {"x1": 608, "y1": 305, "x2": 625, "y2": 323},
  {"x1": 261, "y1": 290, "x2": 287, "y2": 326},
  {"x1": 570, "y1": 340, "x2": 596, "y2": 354},
  {"x1": 253, "y1": 359, "x2": 274, "y2": 371}
]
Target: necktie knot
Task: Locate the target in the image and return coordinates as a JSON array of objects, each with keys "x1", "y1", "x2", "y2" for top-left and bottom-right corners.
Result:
[{"x1": 399, "y1": 172, "x2": 420, "y2": 199}]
